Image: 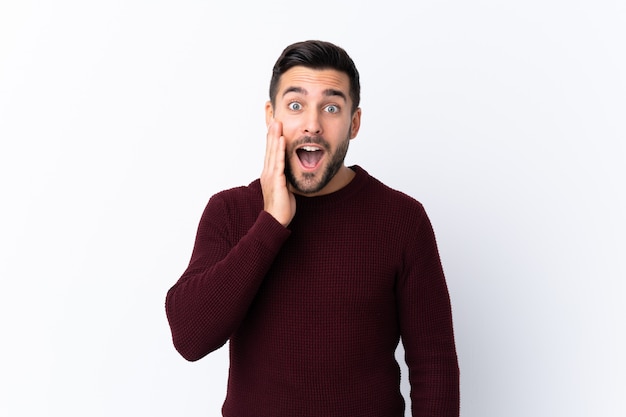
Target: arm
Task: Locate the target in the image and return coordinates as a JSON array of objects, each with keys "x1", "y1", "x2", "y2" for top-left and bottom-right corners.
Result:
[
  {"x1": 397, "y1": 210, "x2": 460, "y2": 417},
  {"x1": 165, "y1": 203, "x2": 290, "y2": 361},
  {"x1": 165, "y1": 121, "x2": 296, "y2": 361}
]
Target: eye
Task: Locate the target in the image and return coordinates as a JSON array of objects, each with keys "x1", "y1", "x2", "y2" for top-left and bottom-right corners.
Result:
[
  {"x1": 325, "y1": 104, "x2": 339, "y2": 114},
  {"x1": 288, "y1": 101, "x2": 302, "y2": 111}
]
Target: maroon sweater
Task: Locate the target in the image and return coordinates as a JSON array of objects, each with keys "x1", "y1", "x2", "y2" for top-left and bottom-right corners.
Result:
[{"x1": 166, "y1": 166, "x2": 459, "y2": 417}]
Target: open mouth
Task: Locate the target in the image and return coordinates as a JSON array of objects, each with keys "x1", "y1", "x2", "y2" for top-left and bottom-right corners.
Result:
[{"x1": 295, "y1": 145, "x2": 324, "y2": 170}]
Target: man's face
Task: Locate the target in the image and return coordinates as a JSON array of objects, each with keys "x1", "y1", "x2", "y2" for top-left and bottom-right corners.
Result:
[{"x1": 266, "y1": 66, "x2": 361, "y2": 196}]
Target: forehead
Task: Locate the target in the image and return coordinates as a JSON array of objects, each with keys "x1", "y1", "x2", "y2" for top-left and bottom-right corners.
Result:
[{"x1": 277, "y1": 67, "x2": 350, "y2": 98}]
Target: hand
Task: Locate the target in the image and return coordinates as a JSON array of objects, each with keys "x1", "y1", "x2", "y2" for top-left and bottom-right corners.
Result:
[{"x1": 260, "y1": 121, "x2": 296, "y2": 227}]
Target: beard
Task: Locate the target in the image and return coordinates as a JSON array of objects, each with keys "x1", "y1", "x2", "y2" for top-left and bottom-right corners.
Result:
[{"x1": 284, "y1": 133, "x2": 350, "y2": 195}]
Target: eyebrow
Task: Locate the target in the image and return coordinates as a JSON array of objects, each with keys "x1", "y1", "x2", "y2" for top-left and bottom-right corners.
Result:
[{"x1": 282, "y1": 86, "x2": 347, "y2": 101}]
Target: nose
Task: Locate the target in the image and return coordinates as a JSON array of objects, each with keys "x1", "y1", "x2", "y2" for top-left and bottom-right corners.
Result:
[{"x1": 303, "y1": 110, "x2": 322, "y2": 135}]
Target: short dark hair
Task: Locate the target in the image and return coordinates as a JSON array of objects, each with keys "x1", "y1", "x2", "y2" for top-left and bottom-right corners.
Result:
[{"x1": 269, "y1": 40, "x2": 361, "y2": 113}]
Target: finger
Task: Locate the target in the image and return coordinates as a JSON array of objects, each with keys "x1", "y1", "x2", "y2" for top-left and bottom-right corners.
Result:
[
  {"x1": 265, "y1": 122, "x2": 284, "y2": 175},
  {"x1": 276, "y1": 135, "x2": 285, "y2": 169},
  {"x1": 274, "y1": 122, "x2": 285, "y2": 175},
  {"x1": 264, "y1": 122, "x2": 280, "y2": 171},
  {"x1": 264, "y1": 123, "x2": 275, "y2": 172}
]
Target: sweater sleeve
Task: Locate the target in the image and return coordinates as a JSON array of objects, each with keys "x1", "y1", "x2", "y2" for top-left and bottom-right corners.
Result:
[
  {"x1": 397, "y1": 209, "x2": 460, "y2": 417},
  {"x1": 165, "y1": 194, "x2": 291, "y2": 361}
]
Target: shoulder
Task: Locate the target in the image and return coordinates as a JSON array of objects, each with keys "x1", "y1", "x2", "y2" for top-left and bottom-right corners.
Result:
[
  {"x1": 201, "y1": 179, "x2": 263, "y2": 222},
  {"x1": 352, "y1": 168, "x2": 440, "y2": 262},
  {"x1": 357, "y1": 167, "x2": 427, "y2": 220},
  {"x1": 211, "y1": 179, "x2": 262, "y2": 204}
]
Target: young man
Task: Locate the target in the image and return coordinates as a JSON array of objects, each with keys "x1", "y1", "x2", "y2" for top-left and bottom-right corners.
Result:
[{"x1": 166, "y1": 40, "x2": 460, "y2": 417}]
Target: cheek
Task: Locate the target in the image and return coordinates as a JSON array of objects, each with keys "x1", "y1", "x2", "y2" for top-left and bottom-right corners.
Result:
[{"x1": 278, "y1": 118, "x2": 298, "y2": 139}]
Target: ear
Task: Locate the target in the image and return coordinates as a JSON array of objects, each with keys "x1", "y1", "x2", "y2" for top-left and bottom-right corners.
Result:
[
  {"x1": 265, "y1": 101, "x2": 274, "y2": 127},
  {"x1": 349, "y1": 107, "x2": 362, "y2": 139}
]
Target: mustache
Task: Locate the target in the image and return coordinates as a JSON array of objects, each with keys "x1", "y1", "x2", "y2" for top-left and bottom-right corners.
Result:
[{"x1": 288, "y1": 135, "x2": 331, "y2": 152}]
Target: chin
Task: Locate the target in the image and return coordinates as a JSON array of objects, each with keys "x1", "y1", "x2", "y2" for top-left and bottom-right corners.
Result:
[
  {"x1": 286, "y1": 165, "x2": 328, "y2": 195},
  {"x1": 290, "y1": 174, "x2": 325, "y2": 195}
]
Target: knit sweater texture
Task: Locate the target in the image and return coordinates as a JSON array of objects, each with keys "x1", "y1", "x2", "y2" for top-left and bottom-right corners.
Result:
[{"x1": 165, "y1": 166, "x2": 459, "y2": 417}]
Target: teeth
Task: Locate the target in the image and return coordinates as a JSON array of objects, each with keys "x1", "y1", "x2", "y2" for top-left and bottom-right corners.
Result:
[{"x1": 301, "y1": 146, "x2": 320, "y2": 152}]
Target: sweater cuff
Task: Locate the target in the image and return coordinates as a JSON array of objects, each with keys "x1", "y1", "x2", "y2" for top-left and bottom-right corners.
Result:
[{"x1": 249, "y1": 210, "x2": 291, "y2": 254}]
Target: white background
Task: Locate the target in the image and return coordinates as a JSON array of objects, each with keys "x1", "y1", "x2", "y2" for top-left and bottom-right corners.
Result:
[{"x1": 1, "y1": 1, "x2": 625, "y2": 416}]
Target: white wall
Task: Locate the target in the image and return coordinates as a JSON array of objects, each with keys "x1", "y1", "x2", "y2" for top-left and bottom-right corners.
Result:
[{"x1": 1, "y1": 1, "x2": 624, "y2": 416}]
